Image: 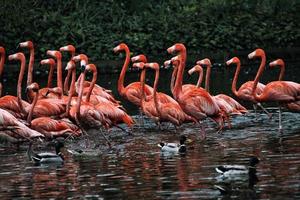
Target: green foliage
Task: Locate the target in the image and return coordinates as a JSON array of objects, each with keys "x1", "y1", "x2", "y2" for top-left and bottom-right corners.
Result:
[{"x1": 0, "y1": 0, "x2": 299, "y2": 61}]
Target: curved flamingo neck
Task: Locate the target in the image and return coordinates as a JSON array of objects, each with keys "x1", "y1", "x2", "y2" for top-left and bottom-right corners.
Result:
[
  {"x1": 66, "y1": 68, "x2": 76, "y2": 116},
  {"x1": 174, "y1": 52, "x2": 186, "y2": 99},
  {"x1": 139, "y1": 68, "x2": 147, "y2": 111},
  {"x1": 231, "y1": 61, "x2": 241, "y2": 97},
  {"x1": 56, "y1": 56, "x2": 63, "y2": 93},
  {"x1": 278, "y1": 63, "x2": 285, "y2": 81},
  {"x1": 152, "y1": 68, "x2": 160, "y2": 115},
  {"x1": 27, "y1": 89, "x2": 39, "y2": 124},
  {"x1": 64, "y1": 70, "x2": 71, "y2": 94},
  {"x1": 17, "y1": 56, "x2": 27, "y2": 115},
  {"x1": 196, "y1": 67, "x2": 203, "y2": 88},
  {"x1": 76, "y1": 71, "x2": 86, "y2": 117},
  {"x1": 85, "y1": 69, "x2": 97, "y2": 102},
  {"x1": 0, "y1": 50, "x2": 5, "y2": 97},
  {"x1": 27, "y1": 47, "x2": 34, "y2": 86},
  {"x1": 47, "y1": 65, "x2": 55, "y2": 88},
  {"x1": 118, "y1": 46, "x2": 130, "y2": 95},
  {"x1": 204, "y1": 64, "x2": 211, "y2": 92},
  {"x1": 63, "y1": 52, "x2": 75, "y2": 94},
  {"x1": 170, "y1": 66, "x2": 178, "y2": 95},
  {"x1": 252, "y1": 54, "x2": 266, "y2": 100}
]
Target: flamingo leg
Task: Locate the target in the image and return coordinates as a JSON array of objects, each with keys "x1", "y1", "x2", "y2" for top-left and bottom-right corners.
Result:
[
  {"x1": 98, "y1": 130, "x2": 112, "y2": 148},
  {"x1": 198, "y1": 121, "x2": 206, "y2": 140},
  {"x1": 138, "y1": 108, "x2": 144, "y2": 128},
  {"x1": 257, "y1": 103, "x2": 272, "y2": 119},
  {"x1": 253, "y1": 104, "x2": 258, "y2": 120},
  {"x1": 278, "y1": 105, "x2": 283, "y2": 133}
]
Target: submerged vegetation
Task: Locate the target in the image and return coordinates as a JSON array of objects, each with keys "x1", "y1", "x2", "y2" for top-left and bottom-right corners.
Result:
[{"x1": 1, "y1": 0, "x2": 299, "y2": 60}]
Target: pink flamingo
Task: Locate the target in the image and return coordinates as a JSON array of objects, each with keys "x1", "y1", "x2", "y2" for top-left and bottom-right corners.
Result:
[
  {"x1": 46, "y1": 50, "x2": 64, "y2": 94},
  {"x1": 0, "y1": 53, "x2": 30, "y2": 118},
  {"x1": 143, "y1": 62, "x2": 193, "y2": 127},
  {"x1": 60, "y1": 44, "x2": 76, "y2": 95},
  {"x1": 113, "y1": 43, "x2": 153, "y2": 106},
  {"x1": 269, "y1": 59, "x2": 300, "y2": 112},
  {"x1": 164, "y1": 56, "x2": 198, "y2": 95},
  {"x1": 0, "y1": 108, "x2": 44, "y2": 142},
  {"x1": 26, "y1": 82, "x2": 81, "y2": 139},
  {"x1": 249, "y1": 49, "x2": 300, "y2": 131},
  {"x1": 68, "y1": 64, "x2": 112, "y2": 146},
  {"x1": 72, "y1": 54, "x2": 119, "y2": 104},
  {"x1": 167, "y1": 43, "x2": 223, "y2": 136},
  {"x1": 196, "y1": 58, "x2": 248, "y2": 114},
  {"x1": 84, "y1": 64, "x2": 134, "y2": 130},
  {"x1": 38, "y1": 58, "x2": 59, "y2": 99},
  {"x1": 226, "y1": 56, "x2": 272, "y2": 118},
  {"x1": 18, "y1": 41, "x2": 35, "y2": 102}
]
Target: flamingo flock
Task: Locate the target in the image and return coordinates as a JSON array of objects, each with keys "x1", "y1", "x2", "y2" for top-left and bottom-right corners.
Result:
[{"x1": 0, "y1": 41, "x2": 299, "y2": 145}]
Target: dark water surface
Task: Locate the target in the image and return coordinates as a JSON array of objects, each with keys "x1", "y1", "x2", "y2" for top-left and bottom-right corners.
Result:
[{"x1": 0, "y1": 60, "x2": 300, "y2": 199}]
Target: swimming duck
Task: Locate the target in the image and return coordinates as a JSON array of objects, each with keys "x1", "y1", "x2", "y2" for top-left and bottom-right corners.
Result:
[
  {"x1": 27, "y1": 140, "x2": 64, "y2": 164},
  {"x1": 158, "y1": 135, "x2": 190, "y2": 154},
  {"x1": 215, "y1": 156, "x2": 260, "y2": 176}
]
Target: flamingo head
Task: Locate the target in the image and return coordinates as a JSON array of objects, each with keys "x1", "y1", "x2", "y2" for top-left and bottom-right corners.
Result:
[
  {"x1": 85, "y1": 64, "x2": 97, "y2": 73},
  {"x1": 164, "y1": 60, "x2": 172, "y2": 69},
  {"x1": 59, "y1": 45, "x2": 76, "y2": 53},
  {"x1": 65, "y1": 60, "x2": 76, "y2": 71},
  {"x1": 131, "y1": 54, "x2": 147, "y2": 63},
  {"x1": 226, "y1": 57, "x2": 240, "y2": 66},
  {"x1": 144, "y1": 62, "x2": 159, "y2": 71},
  {"x1": 269, "y1": 59, "x2": 284, "y2": 68},
  {"x1": 132, "y1": 62, "x2": 145, "y2": 70},
  {"x1": 167, "y1": 43, "x2": 186, "y2": 54},
  {"x1": 8, "y1": 52, "x2": 25, "y2": 61},
  {"x1": 47, "y1": 50, "x2": 62, "y2": 59},
  {"x1": 72, "y1": 54, "x2": 88, "y2": 66},
  {"x1": 188, "y1": 65, "x2": 203, "y2": 75},
  {"x1": 0, "y1": 47, "x2": 5, "y2": 54},
  {"x1": 18, "y1": 41, "x2": 34, "y2": 49},
  {"x1": 248, "y1": 48, "x2": 265, "y2": 59},
  {"x1": 27, "y1": 82, "x2": 40, "y2": 93},
  {"x1": 45, "y1": 87, "x2": 63, "y2": 97},
  {"x1": 196, "y1": 58, "x2": 211, "y2": 67},
  {"x1": 113, "y1": 43, "x2": 128, "y2": 53},
  {"x1": 40, "y1": 58, "x2": 55, "y2": 66}
]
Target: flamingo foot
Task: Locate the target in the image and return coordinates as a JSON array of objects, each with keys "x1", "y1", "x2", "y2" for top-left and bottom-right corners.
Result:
[{"x1": 199, "y1": 125, "x2": 206, "y2": 140}]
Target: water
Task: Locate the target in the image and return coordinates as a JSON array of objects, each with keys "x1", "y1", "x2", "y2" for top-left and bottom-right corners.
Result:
[{"x1": 0, "y1": 60, "x2": 300, "y2": 199}]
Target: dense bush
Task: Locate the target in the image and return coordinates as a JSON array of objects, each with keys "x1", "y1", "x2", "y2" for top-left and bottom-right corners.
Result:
[{"x1": 0, "y1": 0, "x2": 299, "y2": 61}]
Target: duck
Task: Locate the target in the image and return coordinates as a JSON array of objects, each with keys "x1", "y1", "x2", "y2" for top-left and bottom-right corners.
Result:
[
  {"x1": 27, "y1": 140, "x2": 64, "y2": 164},
  {"x1": 157, "y1": 135, "x2": 191, "y2": 154},
  {"x1": 215, "y1": 156, "x2": 260, "y2": 176}
]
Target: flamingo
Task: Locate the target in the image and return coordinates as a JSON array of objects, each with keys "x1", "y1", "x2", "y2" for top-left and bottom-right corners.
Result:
[
  {"x1": 196, "y1": 58, "x2": 248, "y2": 114},
  {"x1": 0, "y1": 53, "x2": 30, "y2": 118},
  {"x1": 83, "y1": 64, "x2": 134, "y2": 130},
  {"x1": 0, "y1": 108, "x2": 44, "y2": 142},
  {"x1": 249, "y1": 48, "x2": 300, "y2": 131},
  {"x1": 226, "y1": 56, "x2": 272, "y2": 118},
  {"x1": 60, "y1": 45, "x2": 76, "y2": 95},
  {"x1": 37, "y1": 58, "x2": 59, "y2": 99},
  {"x1": 18, "y1": 41, "x2": 35, "y2": 102},
  {"x1": 164, "y1": 56, "x2": 198, "y2": 95},
  {"x1": 269, "y1": 59, "x2": 300, "y2": 112},
  {"x1": 167, "y1": 43, "x2": 223, "y2": 136},
  {"x1": 113, "y1": 43, "x2": 153, "y2": 106},
  {"x1": 72, "y1": 54, "x2": 119, "y2": 104},
  {"x1": 143, "y1": 62, "x2": 192, "y2": 127},
  {"x1": 132, "y1": 62, "x2": 160, "y2": 124},
  {"x1": 46, "y1": 50, "x2": 64, "y2": 94},
  {"x1": 0, "y1": 46, "x2": 5, "y2": 97},
  {"x1": 26, "y1": 82, "x2": 81, "y2": 139},
  {"x1": 68, "y1": 64, "x2": 112, "y2": 146},
  {"x1": 187, "y1": 64, "x2": 204, "y2": 88}
]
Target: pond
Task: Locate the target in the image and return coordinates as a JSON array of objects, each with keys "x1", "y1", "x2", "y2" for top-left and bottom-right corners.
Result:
[{"x1": 0, "y1": 57, "x2": 299, "y2": 199}]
